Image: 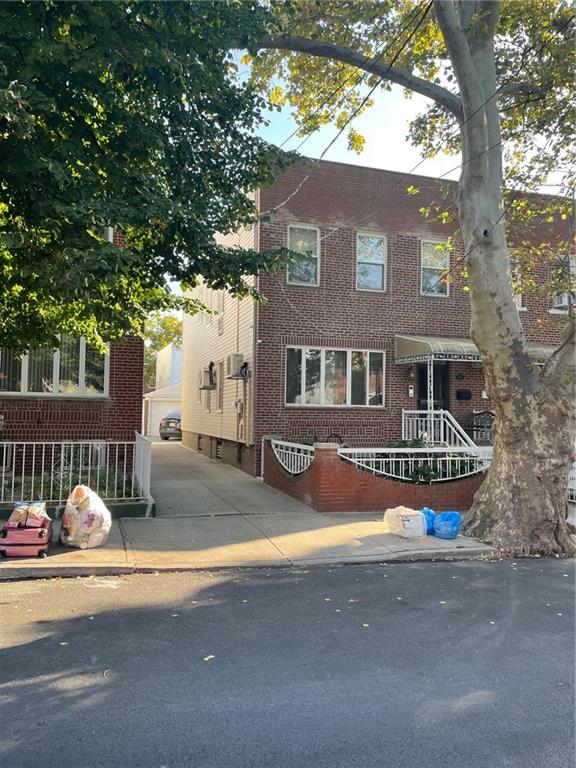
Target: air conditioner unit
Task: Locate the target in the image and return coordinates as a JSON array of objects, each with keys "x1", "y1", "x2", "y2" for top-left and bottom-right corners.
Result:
[
  {"x1": 199, "y1": 367, "x2": 216, "y2": 390},
  {"x1": 226, "y1": 353, "x2": 244, "y2": 379}
]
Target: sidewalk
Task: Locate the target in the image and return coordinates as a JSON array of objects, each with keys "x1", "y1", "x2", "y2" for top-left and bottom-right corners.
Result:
[
  {"x1": 0, "y1": 514, "x2": 492, "y2": 580},
  {"x1": 0, "y1": 443, "x2": 493, "y2": 580}
]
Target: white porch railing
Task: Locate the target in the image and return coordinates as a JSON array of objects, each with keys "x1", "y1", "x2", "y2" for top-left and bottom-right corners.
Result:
[
  {"x1": 338, "y1": 446, "x2": 490, "y2": 483},
  {"x1": 568, "y1": 464, "x2": 576, "y2": 504},
  {"x1": 402, "y1": 409, "x2": 477, "y2": 449},
  {"x1": 0, "y1": 435, "x2": 153, "y2": 507},
  {"x1": 271, "y1": 439, "x2": 314, "y2": 475}
]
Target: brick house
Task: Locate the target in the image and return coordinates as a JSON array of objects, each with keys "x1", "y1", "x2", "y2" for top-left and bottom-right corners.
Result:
[
  {"x1": 0, "y1": 224, "x2": 144, "y2": 443},
  {"x1": 181, "y1": 159, "x2": 567, "y2": 477},
  {"x1": 0, "y1": 336, "x2": 144, "y2": 442}
]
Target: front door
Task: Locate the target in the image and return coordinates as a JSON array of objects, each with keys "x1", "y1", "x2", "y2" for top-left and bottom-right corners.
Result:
[{"x1": 417, "y1": 362, "x2": 449, "y2": 410}]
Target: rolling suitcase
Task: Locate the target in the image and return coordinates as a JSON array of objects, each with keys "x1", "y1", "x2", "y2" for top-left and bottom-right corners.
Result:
[{"x1": 0, "y1": 503, "x2": 53, "y2": 558}]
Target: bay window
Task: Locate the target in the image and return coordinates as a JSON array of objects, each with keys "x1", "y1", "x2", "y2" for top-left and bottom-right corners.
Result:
[
  {"x1": 0, "y1": 336, "x2": 108, "y2": 395},
  {"x1": 285, "y1": 346, "x2": 385, "y2": 407}
]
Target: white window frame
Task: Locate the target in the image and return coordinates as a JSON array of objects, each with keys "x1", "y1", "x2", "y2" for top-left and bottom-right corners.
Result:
[
  {"x1": 420, "y1": 239, "x2": 450, "y2": 297},
  {"x1": 0, "y1": 338, "x2": 109, "y2": 397},
  {"x1": 549, "y1": 254, "x2": 576, "y2": 314},
  {"x1": 284, "y1": 346, "x2": 386, "y2": 409},
  {"x1": 217, "y1": 361, "x2": 224, "y2": 413},
  {"x1": 287, "y1": 224, "x2": 321, "y2": 287},
  {"x1": 356, "y1": 231, "x2": 388, "y2": 292}
]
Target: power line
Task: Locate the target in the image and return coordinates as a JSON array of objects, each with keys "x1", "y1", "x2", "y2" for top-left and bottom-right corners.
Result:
[
  {"x1": 263, "y1": 1, "x2": 433, "y2": 215},
  {"x1": 277, "y1": 2, "x2": 428, "y2": 152}
]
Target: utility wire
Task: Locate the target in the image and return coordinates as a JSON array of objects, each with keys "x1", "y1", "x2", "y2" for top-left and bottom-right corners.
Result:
[{"x1": 263, "y1": 1, "x2": 433, "y2": 216}]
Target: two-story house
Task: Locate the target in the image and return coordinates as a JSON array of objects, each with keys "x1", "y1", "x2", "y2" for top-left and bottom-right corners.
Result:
[{"x1": 181, "y1": 159, "x2": 567, "y2": 476}]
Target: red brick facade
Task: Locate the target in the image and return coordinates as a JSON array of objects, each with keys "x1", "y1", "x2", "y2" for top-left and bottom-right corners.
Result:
[
  {"x1": 264, "y1": 440, "x2": 486, "y2": 513},
  {"x1": 250, "y1": 161, "x2": 564, "y2": 473},
  {"x1": 0, "y1": 336, "x2": 144, "y2": 442}
]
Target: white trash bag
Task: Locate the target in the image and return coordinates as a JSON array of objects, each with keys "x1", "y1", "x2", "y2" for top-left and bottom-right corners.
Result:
[
  {"x1": 382, "y1": 506, "x2": 427, "y2": 538},
  {"x1": 59, "y1": 485, "x2": 112, "y2": 549}
]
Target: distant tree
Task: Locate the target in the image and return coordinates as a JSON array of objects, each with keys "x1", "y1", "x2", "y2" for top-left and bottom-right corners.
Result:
[
  {"x1": 0, "y1": 0, "x2": 292, "y2": 353},
  {"x1": 143, "y1": 313, "x2": 183, "y2": 390}
]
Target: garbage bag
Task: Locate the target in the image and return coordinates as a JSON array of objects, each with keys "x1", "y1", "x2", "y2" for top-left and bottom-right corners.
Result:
[
  {"x1": 59, "y1": 485, "x2": 112, "y2": 549},
  {"x1": 433, "y1": 511, "x2": 462, "y2": 540},
  {"x1": 421, "y1": 507, "x2": 436, "y2": 535},
  {"x1": 6, "y1": 501, "x2": 50, "y2": 528},
  {"x1": 383, "y1": 506, "x2": 427, "y2": 538}
]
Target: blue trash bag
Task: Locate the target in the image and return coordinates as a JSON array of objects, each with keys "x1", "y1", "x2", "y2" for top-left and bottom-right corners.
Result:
[
  {"x1": 433, "y1": 511, "x2": 462, "y2": 540},
  {"x1": 421, "y1": 507, "x2": 436, "y2": 535}
]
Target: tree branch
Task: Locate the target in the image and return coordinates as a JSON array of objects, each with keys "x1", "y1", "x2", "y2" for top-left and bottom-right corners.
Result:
[
  {"x1": 541, "y1": 318, "x2": 576, "y2": 398},
  {"x1": 255, "y1": 34, "x2": 463, "y2": 121}
]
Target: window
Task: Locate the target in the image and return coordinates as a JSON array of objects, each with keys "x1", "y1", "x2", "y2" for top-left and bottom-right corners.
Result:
[
  {"x1": 357, "y1": 233, "x2": 387, "y2": 291},
  {"x1": 421, "y1": 240, "x2": 449, "y2": 296},
  {"x1": 550, "y1": 254, "x2": 576, "y2": 312},
  {"x1": 285, "y1": 347, "x2": 385, "y2": 407},
  {"x1": 217, "y1": 362, "x2": 224, "y2": 412},
  {"x1": 287, "y1": 225, "x2": 319, "y2": 286},
  {"x1": 0, "y1": 336, "x2": 107, "y2": 395}
]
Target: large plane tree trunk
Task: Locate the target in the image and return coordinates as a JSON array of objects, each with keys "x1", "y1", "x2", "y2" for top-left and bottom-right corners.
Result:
[{"x1": 435, "y1": 1, "x2": 575, "y2": 556}]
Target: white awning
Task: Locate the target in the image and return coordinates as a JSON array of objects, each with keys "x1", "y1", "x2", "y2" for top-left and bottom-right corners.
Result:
[{"x1": 395, "y1": 335, "x2": 555, "y2": 364}]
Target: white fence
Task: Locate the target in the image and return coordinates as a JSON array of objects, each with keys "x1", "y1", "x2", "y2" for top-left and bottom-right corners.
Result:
[
  {"x1": 402, "y1": 409, "x2": 477, "y2": 448},
  {"x1": 0, "y1": 434, "x2": 153, "y2": 507},
  {"x1": 338, "y1": 446, "x2": 490, "y2": 482},
  {"x1": 271, "y1": 439, "x2": 314, "y2": 475},
  {"x1": 569, "y1": 464, "x2": 576, "y2": 504}
]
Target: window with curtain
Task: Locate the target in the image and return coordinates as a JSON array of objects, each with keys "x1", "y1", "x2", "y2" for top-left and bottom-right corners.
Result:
[
  {"x1": 286, "y1": 347, "x2": 385, "y2": 407},
  {"x1": 0, "y1": 337, "x2": 107, "y2": 395}
]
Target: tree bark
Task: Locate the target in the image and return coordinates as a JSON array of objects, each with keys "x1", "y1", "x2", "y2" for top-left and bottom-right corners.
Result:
[{"x1": 434, "y1": 0, "x2": 575, "y2": 556}]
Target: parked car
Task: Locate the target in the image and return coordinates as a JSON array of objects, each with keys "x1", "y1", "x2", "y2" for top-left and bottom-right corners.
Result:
[{"x1": 159, "y1": 410, "x2": 181, "y2": 440}]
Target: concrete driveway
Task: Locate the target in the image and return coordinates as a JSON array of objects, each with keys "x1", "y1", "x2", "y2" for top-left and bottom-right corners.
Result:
[{"x1": 151, "y1": 441, "x2": 313, "y2": 517}]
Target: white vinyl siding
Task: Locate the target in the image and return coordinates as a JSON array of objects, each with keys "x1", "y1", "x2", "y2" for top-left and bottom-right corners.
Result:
[
  {"x1": 421, "y1": 240, "x2": 450, "y2": 296},
  {"x1": 285, "y1": 346, "x2": 385, "y2": 408},
  {"x1": 356, "y1": 233, "x2": 387, "y2": 291},
  {"x1": 287, "y1": 225, "x2": 320, "y2": 286}
]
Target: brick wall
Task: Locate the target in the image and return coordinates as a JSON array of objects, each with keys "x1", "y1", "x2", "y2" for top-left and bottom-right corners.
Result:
[
  {"x1": 0, "y1": 336, "x2": 144, "y2": 441},
  {"x1": 251, "y1": 161, "x2": 564, "y2": 473},
  {"x1": 264, "y1": 440, "x2": 485, "y2": 513}
]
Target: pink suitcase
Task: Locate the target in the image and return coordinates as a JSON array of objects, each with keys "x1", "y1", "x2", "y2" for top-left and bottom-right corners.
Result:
[{"x1": 0, "y1": 517, "x2": 53, "y2": 558}]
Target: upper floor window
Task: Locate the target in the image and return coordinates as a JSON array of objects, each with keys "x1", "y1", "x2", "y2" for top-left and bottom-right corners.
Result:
[
  {"x1": 421, "y1": 240, "x2": 449, "y2": 297},
  {"x1": 550, "y1": 254, "x2": 576, "y2": 312},
  {"x1": 357, "y1": 233, "x2": 387, "y2": 291},
  {"x1": 285, "y1": 346, "x2": 385, "y2": 408},
  {"x1": 0, "y1": 336, "x2": 107, "y2": 396},
  {"x1": 287, "y1": 225, "x2": 320, "y2": 286}
]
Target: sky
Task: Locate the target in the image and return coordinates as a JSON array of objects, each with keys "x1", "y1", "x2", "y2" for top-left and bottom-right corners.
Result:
[{"x1": 253, "y1": 83, "x2": 462, "y2": 181}]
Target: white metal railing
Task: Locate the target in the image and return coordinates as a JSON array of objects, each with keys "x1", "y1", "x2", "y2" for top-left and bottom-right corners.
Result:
[
  {"x1": 338, "y1": 445, "x2": 490, "y2": 483},
  {"x1": 402, "y1": 409, "x2": 477, "y2": 449},
  {"x1": 0, "y1": 437, "x2": 153, "y2": 507},
  {"x1": 271, "y1": 439, "x2": 315, "y2": 475}
]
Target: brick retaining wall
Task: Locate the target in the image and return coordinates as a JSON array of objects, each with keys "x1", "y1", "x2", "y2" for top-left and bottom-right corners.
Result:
[{"x1": 263, "y1": 440, "x2": 485, "y2": 513}]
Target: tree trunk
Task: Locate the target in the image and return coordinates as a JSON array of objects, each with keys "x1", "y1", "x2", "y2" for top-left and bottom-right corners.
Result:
[
  {"x1": 434, "y1": 0, "x2": 575, "y2": 556},
  {"x1": 463, "y1": 400, "x2": 575, "y2": 556}
]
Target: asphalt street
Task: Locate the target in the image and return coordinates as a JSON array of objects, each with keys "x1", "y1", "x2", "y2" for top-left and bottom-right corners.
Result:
[{"x1": 1, "y1": 559, "x2": 574, "y2": 768}]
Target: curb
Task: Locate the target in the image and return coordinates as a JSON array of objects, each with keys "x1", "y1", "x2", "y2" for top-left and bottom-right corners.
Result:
[{"x1": 0, "y1": 546, "x2": 494, "y2": 581}]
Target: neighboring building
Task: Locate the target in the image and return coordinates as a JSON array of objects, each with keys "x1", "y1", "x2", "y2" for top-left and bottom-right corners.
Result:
[
  {"x1": 155, "y1": 343, "x2": 182, "y2": 391},
  {"x1": 182, "y1": 160, "x2": 568, "y2": 475},
  {"x1": 143, "y1": 383, "x2": 181, "y2": 437},
  {"x1": 0, "y1": 336, "x2": 144, "y2": 442}
]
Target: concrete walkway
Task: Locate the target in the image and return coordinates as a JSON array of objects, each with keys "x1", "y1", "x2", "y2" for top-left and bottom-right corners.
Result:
[{"x1": 0, "y1": 443, "x2": 492, "y2": 580}]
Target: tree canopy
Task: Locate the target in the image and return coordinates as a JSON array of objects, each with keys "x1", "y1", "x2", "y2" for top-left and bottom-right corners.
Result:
[{"x1": 0, "y1": 0, "x2": 292, "y2": 353}]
